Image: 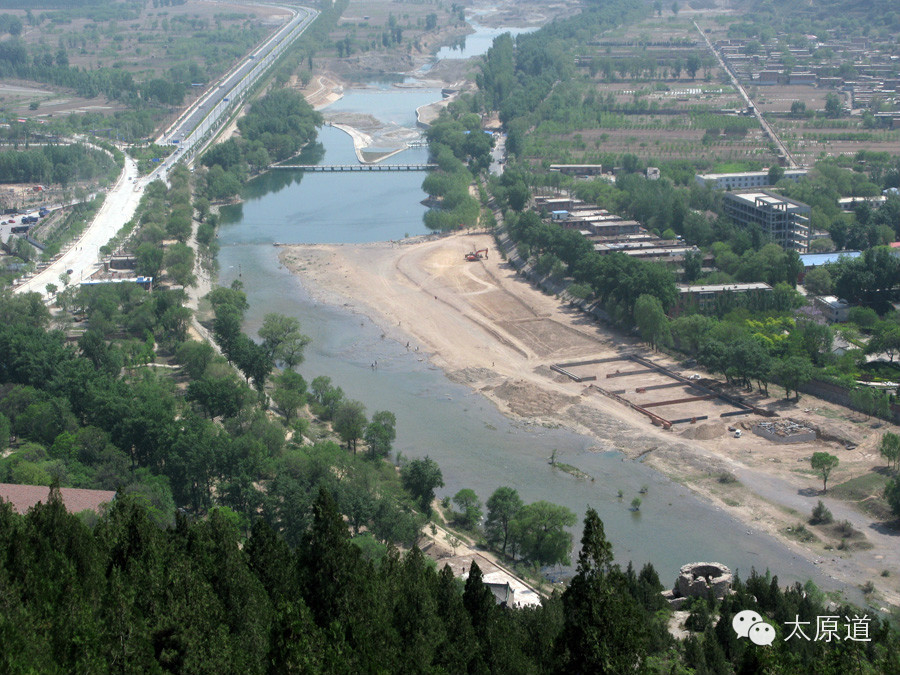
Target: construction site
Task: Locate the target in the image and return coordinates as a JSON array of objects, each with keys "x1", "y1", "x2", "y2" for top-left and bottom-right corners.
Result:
[{"x1": 552, "y1": 353, "x2": 773, "y2": 430}]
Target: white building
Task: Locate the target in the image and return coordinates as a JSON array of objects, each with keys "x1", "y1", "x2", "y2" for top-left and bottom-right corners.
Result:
[
  {"x1": 814, "y1": 295, "x2": 851, "y2": 323},
  {"x1": 696, "y1": 169, "x2": 808, "y2": 190}
]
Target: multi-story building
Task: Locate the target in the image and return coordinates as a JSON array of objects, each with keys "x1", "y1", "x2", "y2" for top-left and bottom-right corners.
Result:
[
  {"x1": 695, "y1": 169, "x2": 807, "y2": 190},
  {"x1": 723, "y1": 191, "x2": 812, "y2": 252},
  {"x1": 675, "y1": 283, "x2": 773, "y2": 314}
]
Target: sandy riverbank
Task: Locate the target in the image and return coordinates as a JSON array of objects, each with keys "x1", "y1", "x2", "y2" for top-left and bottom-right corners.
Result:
[{"x1": 279, "y1": 232, "x2": 900, "y2": 608}]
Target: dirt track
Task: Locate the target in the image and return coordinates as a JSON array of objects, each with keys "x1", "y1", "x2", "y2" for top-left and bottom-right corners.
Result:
[{"x1": 279, "y1": 228, "x2": 900, "y2": 608}]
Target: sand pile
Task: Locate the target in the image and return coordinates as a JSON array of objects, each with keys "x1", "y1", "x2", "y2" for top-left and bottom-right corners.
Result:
[{"x1": 679, "y1": 423, "x2": 725, "y2": 441}]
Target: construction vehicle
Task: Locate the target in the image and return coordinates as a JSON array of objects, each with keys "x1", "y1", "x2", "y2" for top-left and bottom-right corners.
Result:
[{"x1": 464, "y1": 248, "x2": 489, "y2": 262}]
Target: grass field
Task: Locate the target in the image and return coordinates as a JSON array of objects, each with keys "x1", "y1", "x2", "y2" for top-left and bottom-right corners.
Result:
[{"x1": 829, "y1": 471, "x2": 894, "y2": 521}]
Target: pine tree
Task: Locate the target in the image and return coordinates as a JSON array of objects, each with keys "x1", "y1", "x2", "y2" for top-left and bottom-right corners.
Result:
[{"x1": 559, "y1": 508, "x2": 650, "y2": 674}]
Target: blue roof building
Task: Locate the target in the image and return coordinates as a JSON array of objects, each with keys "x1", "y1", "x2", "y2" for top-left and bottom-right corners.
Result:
[{"x1": 798, "y1": 251, "x2": 862, "y2": 268}]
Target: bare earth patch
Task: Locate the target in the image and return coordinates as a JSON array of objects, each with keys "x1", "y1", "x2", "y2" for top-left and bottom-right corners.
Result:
[{"x1": 279, "y1": 232, "x2": 900, "y2": 606}]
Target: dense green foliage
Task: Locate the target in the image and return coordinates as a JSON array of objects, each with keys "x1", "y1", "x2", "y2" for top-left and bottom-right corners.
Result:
[
  {"x1": 422, "y1": 113, "x2": 486, "y2": 229},
  {"x1": 729, "y1": 0, "x2": 900, "y2": 41},
  {"x1": 505, "y1": 208, "x2": 677, "y2": 324},
  {"x1": 0, "y1": 143, "x2": 118, "y2": 186},
  {"x1": 2, "y1": 487, "x2": 898, "y2": 674},
  {"x1": 472, "y1": 9, "x2": 899, "y2": 414},
  {"x1": 199, "y1": 89, "x2": 321, "y2": 201}
]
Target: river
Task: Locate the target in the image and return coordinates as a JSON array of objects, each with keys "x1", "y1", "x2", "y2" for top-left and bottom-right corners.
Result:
[{"x1": 216, "y1": 27, "x2": 839, "y2": 591}]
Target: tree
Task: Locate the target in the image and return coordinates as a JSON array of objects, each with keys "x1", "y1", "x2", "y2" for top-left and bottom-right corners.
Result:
[
  {"x1": 333, "y1": 400, "x2": 367, "y2": 453},
  {"x1": 509, "y1": 500, "x2": 576, "y2": 566},
  {"x1": 187, "y1": 374, "x2": 251, "y2": 419},
  {"x1": 271, "y1": 370, "x2": 307, "y2": 425},
  {"x1": 791, "y1": 101, "x2": 806, "y2": 117},
  {"x1": 452, "y1": 489, "x2": 482, "y2": 529},
  {"x1": 163, "y1": 242, "x2": 196, "y2": 287},
  {"x1": 462, "y1": 560, "x2": 495, "y2": 631},
  {"x1": 685, "y1": 53, "x2": 701, "y2": 79},
  {"x1": 485, "y1": 486, "x2": 523, "y2": 555},
  {"x1": 401, "y1": 456, "x2": 444, "y2": 514},
  {"x1": 561, "y1": 508, "x2": 649, "y2": 674},
  {"x1": 258, "y1": 313, "x2": 310, "y2": 370},
  {"x1": 363, "y1": 410, "x2": 396, "y2": 459},
  {"x1": 0, "y1": 412, "x2": 9, "y2": 450},
  {"x1": 231, "y1": 335, "x2": 273, "y2": 393},
  {"x1": 811, "y1": 452, "x2": 839, "y2": 493},
  {"x1": 885, "y1": 477, "x2": 900, "y2": 519},
  {"x1": 768, "y1": 165, "x2": 785, "y2": 185},
  {"x1": 879, "y1": 432, "x2": 900, "y2": 471},
  {"x1": 868, "y1": 322, "x2": 900, "y2": 362},
  {"x1": 825, "y1": 93, "x2": 843, "y2": 118},
  {"x1": 174, "y1": 340, "x2": 214, "y2": 379},
  {"x1": 633, "y1": 294, "x2": 671, "y2": 350},
  {"x1": 810, "y1": 500, "x2": 833, "y2": 525},
  {"x1": 769, "y1": 355, "x2": 813, "y2": 399},
  {"x1": 803, "y1": 266, "x2": 833, "y2": 296},
  {"x1": 166, "y1": 209, "x2": 192, "y2": 242},
  {"x1": 682, "y1": 251, "x2": 702, "y2": 283}
]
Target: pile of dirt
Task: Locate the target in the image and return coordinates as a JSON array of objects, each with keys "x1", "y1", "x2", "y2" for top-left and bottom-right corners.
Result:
[{"x1": 679, "y1": 423, "x2": 724, "y2": 441}]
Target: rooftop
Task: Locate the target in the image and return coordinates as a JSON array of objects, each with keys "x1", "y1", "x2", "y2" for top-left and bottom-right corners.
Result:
[
  {"x1": 799, "y1": 250, "x2": 862, "y2": 266},
  {"x1": 817, "y1": 295, "x2": 849, "y2": 309},
  {"x1": 725, "y1": 191, "x2": 810, "y2": 210},
  {"x1": 678, "y1": 283, "x2": 772, "y2": 293},
  {"x1": 697, "y1": 169, "x2": 807, "y2": 180}
]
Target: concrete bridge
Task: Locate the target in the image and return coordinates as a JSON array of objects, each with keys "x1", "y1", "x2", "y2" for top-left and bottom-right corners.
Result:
[{"x1": 270, "y1": 163, "x2": 437, "y2": 172}]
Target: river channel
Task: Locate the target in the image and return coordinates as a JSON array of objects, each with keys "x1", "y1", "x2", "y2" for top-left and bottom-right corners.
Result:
[{"x1": 216, "y1": 30, "x2": 838, "y2": 591}]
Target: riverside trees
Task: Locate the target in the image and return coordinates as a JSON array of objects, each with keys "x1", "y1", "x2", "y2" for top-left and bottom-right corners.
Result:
[{"x1": 199, "y1": 89, "x2": 322, "y2": 202}]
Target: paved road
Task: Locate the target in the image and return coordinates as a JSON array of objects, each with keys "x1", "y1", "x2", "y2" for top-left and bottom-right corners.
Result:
[
  {"x1": 14, "y1": 3, "x2": 318, "y2": 299},
  {"x1": 722, "y1": 454, "x2": 899, "y2": 607},
  {"x1": 489, "y1": 132, "x2": 506, "y2": 176},
  {"x1": 693, "y1": 21, "x2": 798, "y2": 169},
  {"x1": 155, "y1": 5, "x2": 318, "y2": 173},
  {"x1": 14, "y1": 157, "x2": 141, "y2": 295}
]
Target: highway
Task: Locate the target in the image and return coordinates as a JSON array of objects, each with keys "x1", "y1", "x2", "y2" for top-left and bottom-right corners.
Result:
[
  {"x1": 155, "y1": 5, "x2": 318, "y2": 171},
  {"x1": 14, "y1": 3, "x2": 318, "y2": 298}
]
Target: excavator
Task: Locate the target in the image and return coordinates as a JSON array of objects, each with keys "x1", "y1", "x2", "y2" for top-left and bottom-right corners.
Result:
[{"x1": 464, "y1": 248, "x2": 488, "y2": 262}]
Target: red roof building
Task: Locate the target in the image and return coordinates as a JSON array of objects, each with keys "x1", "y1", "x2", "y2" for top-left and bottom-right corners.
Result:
[{"x1": 0, "y1": 483, "x2": 116, "y2": 515}]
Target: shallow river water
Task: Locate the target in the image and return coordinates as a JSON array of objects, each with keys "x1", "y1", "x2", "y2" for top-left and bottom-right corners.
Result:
[{"x1": 216, "y1": 36, "x2": 839, "y2": 591}]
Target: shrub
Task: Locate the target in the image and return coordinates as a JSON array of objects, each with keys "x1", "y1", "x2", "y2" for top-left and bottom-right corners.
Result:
[{"x1": 810, "y1": 500, "x2": 833, "y2": 525}]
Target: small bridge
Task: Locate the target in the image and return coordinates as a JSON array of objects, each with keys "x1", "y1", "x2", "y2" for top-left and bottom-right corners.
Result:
[{"x1": 270, "y1": 163, "x2": 437, "y2": 172}]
